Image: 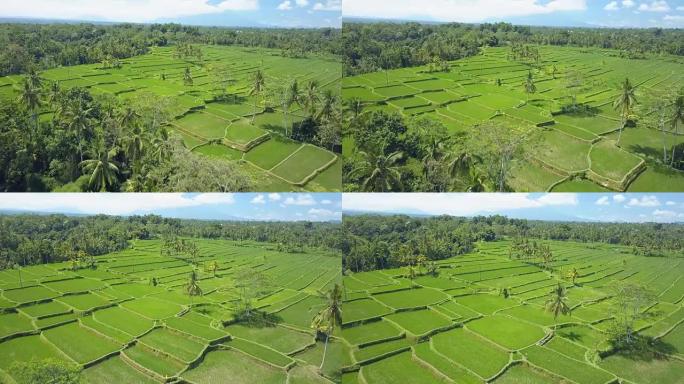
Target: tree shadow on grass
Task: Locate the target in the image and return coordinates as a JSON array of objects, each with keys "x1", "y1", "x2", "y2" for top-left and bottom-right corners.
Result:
[
  {"x1": 233, "y1": 308, "x2": 283, "y2": 328},
  {"x1": 630, "y1": 144, "x2": 665, "y2": 160},
  {"x1": 608, "y1": 334, "x2": 678, "y2": 362},
  {"x1": 559, "y1": 104, "x2": 600, "y2": 117}
]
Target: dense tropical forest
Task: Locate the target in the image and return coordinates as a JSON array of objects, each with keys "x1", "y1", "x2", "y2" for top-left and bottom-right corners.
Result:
[
  {"x1": 0, "y1": 23, "x2": 342, "y2": 192},
  {"x1": 342, "y1": 214, "x2": 684, "y2": 272},
  {"x1": 343, "y1": 22, "x2": 684, "y2": 75},
  {"x1": 0, "y1": 213, "x2": 342, "y2": 269},
  {"x1": 342, "y1": 22, "x2": 684, "y2": 192}
]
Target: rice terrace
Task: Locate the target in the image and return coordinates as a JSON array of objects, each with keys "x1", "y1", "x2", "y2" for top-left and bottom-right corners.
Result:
[
  {"x1": 0, "y1": 44, "x2": 340, "y2": 191},
  {"x1": 341, "y1": 219, "x2": 684, "y2": 384},
  {"x1": 0, "y1": 238, "x2": 342, "y2": 383},
  {"x1": 343, "y1": 44, "x2": 684, "y2": 192}
]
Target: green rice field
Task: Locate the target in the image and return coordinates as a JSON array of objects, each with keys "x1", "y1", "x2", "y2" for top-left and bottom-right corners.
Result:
[
  {"x1": 0, "y1": 239, "x2": 341, "y2": 383},
  {"x1": 342, "y1": 45, "x2": 684, "y2": 192},
  {"x1": 340, "y1": 240, "x2": 684, "y2": 383},
  {"x1": 0, "y1": 45, "x2": 341, "y2": 191}
]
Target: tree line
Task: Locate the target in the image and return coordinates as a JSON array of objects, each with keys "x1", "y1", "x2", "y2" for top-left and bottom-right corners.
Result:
[
  {"x1": 343, "y1": 21, "x2": 684, "y2": 75},
  {"x1": 0, "y1": 214, "x2": 342, "y2": 269},
  {"x1": 342, "y1": 214, "x2": 684, "y2": 272},
  {"x1": 0, "y1": 22, "x2": 341, "y2": 76}
]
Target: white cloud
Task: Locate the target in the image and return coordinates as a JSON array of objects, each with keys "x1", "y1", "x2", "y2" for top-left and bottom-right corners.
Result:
[
  {"x1": 343, "y1": 0, "x2": 585, "y2": 22},
  {"x1": 663, "y1": 14, "x2": 684, "y2": 21},
  {"x1": 277, "y1": 0, "x2": 293, "y2": 10},
  {"x1": 653, "y1": 209, "x2": 677, "y2": 217},
  {"x1": 595, "y1": 196, "x2": 610, "y2": 205},
  {"x1": 1, "y1": 0, "x2": 259, "y2": 22},
  {"x1": 638, "y1": 1, "x2": 670, "y2": 12},
  {"x1": 295, "y1": 0, "x2": 309, "y2": 6},
  {"x1": 0, "y1": 193, "x2": 235, "y2": 216},
  {"x1": 321, "y1": 199, "x2": 332, "y2": 205},
  {"x1": 251, "y1": 194, "x2": 266, "y2": 204},
  {"x1": 677, "y1": 5, "x2": 684, "y2": 10},
  {"x1": 313, "y1": 0, "x2": 341, "y2": 11},
  {"x1": 622, "y1": 0, "x2": 636, "y2": 7},
  {"x1": 308, "y1": 208, "x2": 335, "y2": 216},
  {"x1": 627, "y1": 195, "x2": 661, "y2": 207},
  {"x1": 604, "y1": 1, "x2": 620, "y2": 10},
  {"x1": 284, "y1": 194, "x2": 317, "y2": 206},
  {"x1": 665, "y1": 201, "x2": 677, "y2": 206},
  {"x1": 268, "y1": 193, "x2": 281, "y2": 201},
  {"x1": 343, "y1": 193, "x2": 578, "y2": 216},
  {"x1": 613, "y1": 194, "x2": 626, "y2": 203}
]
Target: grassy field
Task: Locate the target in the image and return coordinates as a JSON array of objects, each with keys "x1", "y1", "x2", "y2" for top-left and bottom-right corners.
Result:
[
  {"x1": 0, "y1": 45, "x2": 341, "y2": 191},
  {"x1": 343, "y1": 45, "x2": 684, "y2": 191},
  {"x1": 0, "y1": 239, "x2": 341, "y2": 383},
  {"x1": 340, "y1": 240, "x2": 684, "y2": 383}
]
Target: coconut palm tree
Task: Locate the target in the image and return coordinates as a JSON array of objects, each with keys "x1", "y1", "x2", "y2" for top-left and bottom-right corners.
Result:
[
  {"x1": 185, "y1": 270, "x2": 203, "y2": 305},
  {"x1": 349, "y1": 149, "x2": 403, "y2": 192},
  {"x1": 183, "y1": 67, "x2": 193, "y2": 86},
  {"x1": 670, "y1": 94, "x2": 684, "y2": 166},
  {"x1": 344, "y1": 97, "x2": 364, "y2": 122},
  {"x1": 545, "y1": 283, "x2": 571, "y2": 330},
  {"x1": 79, "y1": 147, "x2": 120, "y2": 192},
  {"x1": 311, "y1": 283, "x2": 342, "y2": 372},
  {"x1": 524, "y1": 71, "x2": 536, "y2": 101},
  {"x1": 568, "y1": 268, "x2": 580, "y2": 285},
  {"x1": 18, "y1": 77, "x2": 41, "y2": 141},
  {"x1": 303, "y1": 80, "x2": 320, "y2": 118},
  {"x1": 123, "y1": 124, "x2": 147, "y2": 172},
  {"x1": 317, "y1": 89, "x2": 337, "y2": 122},
  {"x1": 249, "y1": 70, "x2": 266, "y2": 123},
  {"x1": 65, "y1": 99, "x2": 93, "y2": 162},
  {"x1": 47, "y1": 81, "x2": 61, "y2": 108},
  {"x1": 613, "y1": 78, "x2": 637, "y2": 147}
]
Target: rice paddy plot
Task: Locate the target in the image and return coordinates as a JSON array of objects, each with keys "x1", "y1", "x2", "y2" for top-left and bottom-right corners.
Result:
[
  {"x1": 342, "y1": 239, "x2": 684, "y2": 383},
  {"x1": 0, "y1": 239, "x2": 340, "y2": 383},
  {"x1": 343, "y1": 45, "x2": 684, "y2": 191}
]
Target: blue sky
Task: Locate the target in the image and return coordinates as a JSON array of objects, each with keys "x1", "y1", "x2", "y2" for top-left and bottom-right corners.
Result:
[
  {"x1": 1, "y1": 0, "x2": 341, "y2": 28},
  {"x1": 344, "y1": 193, "x2": 684, "y2": 223},
  {"x1": 343, "y1": 0, "x2": 684, "y2": 28},
  {"x1": 0, "y1": 193, "x2": 341, "y2": 221}
]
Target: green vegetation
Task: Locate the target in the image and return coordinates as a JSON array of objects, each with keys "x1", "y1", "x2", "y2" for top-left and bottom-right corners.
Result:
[
  {"x1": 0, "y1": 214, "x2": 343, "y2": 383},
  {"x1": 341, "y1": 215, "x2": 684, "y2": 383},
  {"x1": 343, "y1": 22, "x2": 684, "y2": 192},
  {"x1": 0, "y1": 24, "x2": 341, "y2": 192}
]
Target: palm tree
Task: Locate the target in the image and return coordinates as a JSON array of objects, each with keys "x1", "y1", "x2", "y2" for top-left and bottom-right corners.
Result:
[
  {"x1": 568, "y1": 268, "x2": 580, "y2": 285},
  {"x1": 123, "y1": 124, "x2": 147, "y2": 172},
  {"x1": 150, "y1": 127, "x2": 172, "y2": 164},
  {"x1": 349, "y1": 149, "x2": 403, "y2": 192},
  {"x1": 311, "y1": 284, "x2": 342, "y2": 371},
  {"x1": 18, "y1": 77, "x2": 41, "y2": 141},
  {"x1": 317, "y1": 89, "x2": 337, "y2": 122},
  {"x1": 524, "y1": 71, "x2": 536, "y2": 101},
  {"x1": 670, "y1": 94, "x2": 684, "y2": 166},
  {"x1": 545, "y1": 283, "x2": 571, "y2": 331},
  {"x1": 65, "y1": 99, "x2": 93, "y2": 162},
  {"x1": 183, "y1": 67, "x2": 193, "y2": 86},
  {"x1": 249, "y1": 70, "x2": 266, "y2": 123},
  {"x1": 613, "y1": 78, "x2": 637, "y2": 147},
  {"x1": 79, "y1": 147, "x2": 120, "y2": 192},
  {"x1": 14, "y1": 264, "x2": 22, "y2": 288},
  {"x1": 344, "y1": 97, "x2": 364, "y2": 122},
  {"x1": 185, "y1": 270, "x2": 203, "y2": 305},
  {"x1": 284, "y1": 79, "x2": 302, "y2": 136},
  {"x1": 304, "y1": 80, "x2": 320, "y2": 118},
  {"x1": 47, "y1": 81, "x2": 61, "y2": 107}
]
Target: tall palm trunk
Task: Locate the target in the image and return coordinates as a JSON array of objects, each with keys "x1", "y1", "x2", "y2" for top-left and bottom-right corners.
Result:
[{"x1": 319, "y1": 333, "x2": 329, "y2": 370}]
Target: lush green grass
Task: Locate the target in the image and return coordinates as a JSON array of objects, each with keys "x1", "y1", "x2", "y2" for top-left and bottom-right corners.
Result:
[
  {"x1": 412, "y1": 342, "x2": 482, "y2": 384},
  {"x1": 182, "y1": 349, "x2": 286, "y2": 384},
  {"x1": 229, "y1": 338, "x2": 293, "y2": 368},
  {"x1": 492, "y1": 363, "x2": 563, "y2": 384},
  {"x1": 225, "y1": 324, "x2": 313, "y2": 354},
  {"x1": 139, "y1": 328, "x2": 205, "y2": 362},
  {"x1": 467, "y1": 314, "x2": 546, "y2": 350},
  {"x1": 361, "y1": 351, "x2": 449, "y2": 384},
  {"x1": 193, "y1": 143, "x2": 244, "y2": 160},
  {"x1": 120, "y1": 297, "x2": 184, "y2": 320},
  {"x1": 342, "y1": 320, "x2": 402, "y2": 346},
  {"x1": 81, "y1": 356, "x2": 159, "y2": 384},
  {"x1": 0, "y1": 313, "x2": 34, "y2": 338},
  {"x1": 243, "y1": 136, "x2": 302, "y2": 170},
  {"x1": 523, "y1": 345, "x2": 615, "y2": 384},
  {"x1": 385, "y1": 309, "x2": 452, "y2": 336},
  {"x1": 373, "y1": 287, "x2": 449, "y2": 309},
  {"x1": 600, "y1": 352, "x2": 684, "y2": 384},
  {"x1": 225, "y1": 119, "x2": 268, "y2": 145},
  {"x1": 270, "y1": 145, "x2": 337, "y2": 184},
  {"x1": 431, "y1": 328, "x2": 509, "y2": 379},
  {"x1": 43, "y1": 322, "x2": 121, "y2": 364},
  {"x1": 123, "y1": 343, "x2": 186, "y2": 377},
  {"x1": 343, "y1": 299, "x2": 393, "y2": 324},
  {"x1": 57, "y1": 292, "x2": 110, "y2": 311}
]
